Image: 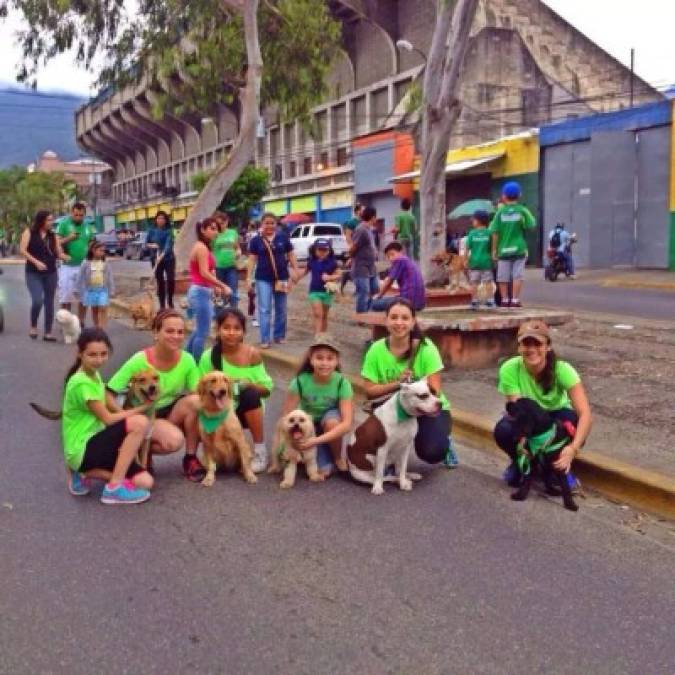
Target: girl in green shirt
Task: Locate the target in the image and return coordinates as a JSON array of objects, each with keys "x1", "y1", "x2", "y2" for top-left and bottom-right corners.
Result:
[
  {"x1": 360, "y1": 298, "x2": 457, "y2": 466},
  {"x1": 283, "y1": 335, "x2": 354, "y2": 477},
  {"x1": 62, "y1": 327, "x2": 154, "y2": 505},
  {"x1": 494, "y1": 319, "x2": 592, "y2": 487},
  {"x1": 198, "y1": 308, "x2": 273, "y2": 473},
  {"x1": 107, "y1": 309, "x2": 205, "y2": 482}
]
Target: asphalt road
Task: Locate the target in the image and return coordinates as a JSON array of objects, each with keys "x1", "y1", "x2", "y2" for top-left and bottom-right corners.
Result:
[{"x1": 1, "y1": 265, "x2": 674, "y2": 674}]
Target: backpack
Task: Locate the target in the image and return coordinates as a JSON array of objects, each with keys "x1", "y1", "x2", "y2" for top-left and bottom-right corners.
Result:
[{"x1": 550, "y1": 230, "x2": 562, "y2": 248}]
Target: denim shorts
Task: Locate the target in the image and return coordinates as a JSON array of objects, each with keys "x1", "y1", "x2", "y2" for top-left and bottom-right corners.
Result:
[
  {"x1": 314, "y1": 408, "x2": 342, "y2": 470},
  {"x1": 83, "y1": 287, "x2": 109, "y2": 307}
]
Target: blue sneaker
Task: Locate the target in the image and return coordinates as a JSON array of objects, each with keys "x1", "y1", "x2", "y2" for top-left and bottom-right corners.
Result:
[
  {"x1": 101, "y1": 480, "x2": 151, "y2": 505},
  {"x1": 68, "y1": 471, "x2": 91, "y2": 497},
  {"x1": 443, "y1": 437, "x2": 459, "y2": 468},
  {"x1": 502, "y1": 462, "x2": 521, "y2": 487},
  {"x1": 567, "y1": 472, "x2": 581, "y2": 494}
]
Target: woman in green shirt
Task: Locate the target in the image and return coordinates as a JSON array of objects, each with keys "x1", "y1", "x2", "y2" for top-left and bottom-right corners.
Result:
[
  {"x1": 494, "y1": 320, "x2": 592, "y2": 486},
  {"x1": 213, "y1": 211, "x2": 241, "y2": 308},
  {"x1": 62, "y1": 327, "x2": 153, "y2": 505},
  {"x1": 360, "y1": 299, "x2": 457, "y2": 466},
  {"x1": 107, "y1": 309, "x2": 205, "y2": 481},
  {"x1": 198, "y1": 308, "x2": 273, "y2": 473},
  {"x1": 283, "y1": 335, "x2": 354, "y2": 477}
]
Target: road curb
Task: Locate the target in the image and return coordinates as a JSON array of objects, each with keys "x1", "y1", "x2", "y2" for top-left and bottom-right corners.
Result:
[
  {"x1": 600, "y1": 278, "x2": 675, "y2": 292},
  {"x1": 261, "y1": 348, "x2": 675, "y2": 521}
]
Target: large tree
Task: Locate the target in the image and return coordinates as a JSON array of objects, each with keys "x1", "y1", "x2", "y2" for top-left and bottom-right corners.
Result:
[
  {"x1": 419, "y1": 0, "x2": 479, "y2": 280},
  {"x1": 1, "y1": 0, "x2": 341, "y2": 268}
]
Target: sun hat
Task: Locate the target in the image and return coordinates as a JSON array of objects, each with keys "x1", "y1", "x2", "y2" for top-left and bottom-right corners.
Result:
[
  {"x1": 517, "y1": 320, "x2": 550, "y2": 344},
  {"x1": 309, "y1": 333, "x2": 340, "y2": 353},
  {"x1": 314, "y1": 238, "x2": 331, "y2": 248},
  {"x1": 502, "y1": 181, "x2": 522, "y2": 200}
]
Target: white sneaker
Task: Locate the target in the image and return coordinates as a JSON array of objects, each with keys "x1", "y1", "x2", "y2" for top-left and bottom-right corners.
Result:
[
  {"x1": 250, "y1": 444, "x2": 268, "y2": 473},
  {"x1": 252, "y1": 318, "x2": 259, "y2": 327}
]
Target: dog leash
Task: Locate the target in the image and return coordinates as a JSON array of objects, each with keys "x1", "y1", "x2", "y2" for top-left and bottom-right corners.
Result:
[{"x1": 516, "y1": 423, "x2": 569, "y2": 476}]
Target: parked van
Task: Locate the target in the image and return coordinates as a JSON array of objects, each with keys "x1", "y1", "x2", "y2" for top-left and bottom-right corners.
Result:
[{"x1": 288, "y1": 223, "x2": 348, "y2": 262}]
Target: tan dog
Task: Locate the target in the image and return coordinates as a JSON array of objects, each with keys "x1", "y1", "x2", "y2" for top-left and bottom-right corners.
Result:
[
  {"x1": 123, "y1": 369, "x2": 161, "y2": 468},
  {"x1": 129, "y1": 289, "x2": 155, "y2": 329},
  {"x1": 432, "y1": 250, "x2": 469, "y2": 292},
  {"x1": 197, "y1": 372, "x2": 257, "y2": 486},
  {"x1": 268, "y1": 409, "x2": 324, "y2": 489}
]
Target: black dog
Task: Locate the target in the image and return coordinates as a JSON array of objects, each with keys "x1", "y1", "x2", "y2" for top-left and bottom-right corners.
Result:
[{"x1": 505, "y1": 398, "x2": 578, "y2": 512}]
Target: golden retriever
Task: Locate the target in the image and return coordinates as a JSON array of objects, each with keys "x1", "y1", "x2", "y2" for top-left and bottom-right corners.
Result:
[
  {"x1": 268, "y1": 409, "x2": 324, "y2": 488},
  {"x1": 431, "y1": 250, "x2": 469, "y2": 292},
  {"x1": 129, "y1": 289, "x2": 156, "y2": 329},
  {"x1": 197, "y1": 372, "x2": 257, "y2": 486},
  {"x1": 124, "y1": 369, "x2": 161, "y2": 468}
]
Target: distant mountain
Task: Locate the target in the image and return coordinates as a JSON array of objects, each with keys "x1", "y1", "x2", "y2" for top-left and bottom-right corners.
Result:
[{"x1": 0, "y1": 87, "x2": 86, "y2": 168}]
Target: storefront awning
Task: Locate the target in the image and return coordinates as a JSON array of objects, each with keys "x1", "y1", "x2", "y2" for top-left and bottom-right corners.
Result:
[{"x1": 388, "y1": 152, "x2": 505, "y2": 183}]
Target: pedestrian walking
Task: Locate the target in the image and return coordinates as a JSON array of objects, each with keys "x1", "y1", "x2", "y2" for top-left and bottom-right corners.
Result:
[
  {"x1": 360, "y1": 298, "x2": 458, "y2": 467},
  {"x1": 185, "y1": 218, "x2": 231, "y2": 361},
  {"x1": 490, "y1": 181, "x2": 536, "y2": 308},
  {"x1": 371, "y1": 241, "x2": 425, "y2": 312},
  {"x1": 283, "y1": 335, "x2": 353, "y2": 477},
  {"x1": 62, "y1": 327, "x2": 154, "y2": 505},
  {"x1": 78, "y1": 240, "x2": 115, "y2": 329},
  {"x1": 293, "y1": 238, "x2": 341, "y2": 337},
  {"x1": 392, "y1": 198, "x2": 416, "y2": 259},
  {"x1": 466, "y1": 210, "x2": 495, "y2": 310},
  {"x1": 493, "y1": 320, "x2": 592, "y2": 489},
  {"x1": 19, "y1": 210, "x2": 67, "y2": 341},
  {"x1": 350, "y1": 205, "x2": 379, "y2": 314},
  {"x1": 55, "y1": 202, "x2": 95, "y2": 324},
  {"x1": 146, "y1": 210, "x2": 176, "y2": 309},
  {"x1": 213, "y1": 211, "x2": 241, "y2": 309},
  {"x1": 246, "y1": 212, "x2": 299, "y2": 349},
  {"x1": 198, "y1": 308, "x2": 274, "y2": 473}
]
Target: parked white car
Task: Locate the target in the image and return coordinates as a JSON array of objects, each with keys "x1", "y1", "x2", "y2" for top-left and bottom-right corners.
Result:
[{"x1": 289, "y1": 222, "x2": 349, "y2": 262}]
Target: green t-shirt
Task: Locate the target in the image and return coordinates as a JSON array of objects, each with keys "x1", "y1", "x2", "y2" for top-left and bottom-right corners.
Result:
[
  {"x1": 108, "y1": 349, "x2": 199, "y2": 410},
  {"x1": 466, "y1": 227, "x2": 493, "y2": 270},
  {"x1": 343, "y1": 216, "x2": 360, "y2": 233},
  {"x1": 61, "y1": 370, "x2": 106, "y2": 470},
  {"x1": 497, "y1": 356, "x2": 580, "y2": 411},
  {"x1": 213, "y1": 229, "x2": 239, "y2": 269},
  {"x1": 288, "y1": 371, "x2": 353, "y2": 422},
  {"x1": 56, "y1": 217, "x2": 96, "y2": 266},
  {"x1": 394, "y1": 211, "x2": 416, "y2": 242},
  {"x1": 361, "y1": 338, "x2": 450, "y2": 410},
  {"x1": 489, "y1": 203, "x2": 535, "y2": 259},
  {"x1": 198, "y1": 347, "x2": 274, "y2": 406}
]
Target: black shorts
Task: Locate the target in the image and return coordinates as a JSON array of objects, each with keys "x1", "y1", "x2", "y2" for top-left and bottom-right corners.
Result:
[
  {"x1": 78, "y1": 420, "x2": 145, "y2": 478},
  {"x1": 235, "y1": 386, "x2": 263, "y2": 429},
  {"x1": 155, "y1": 395, "x2": 185, "y2": 420}
]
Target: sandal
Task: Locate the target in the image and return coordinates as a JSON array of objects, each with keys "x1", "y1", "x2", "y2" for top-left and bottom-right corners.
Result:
[
  {"x1": 29, "y1": 331, "x2": 38, "y2": 340},
  {"x1": 43, "y1": 335, "x2": 58, "y2": 342}
]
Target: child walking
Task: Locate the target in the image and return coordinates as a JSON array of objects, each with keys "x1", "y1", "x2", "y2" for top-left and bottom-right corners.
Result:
[
  {"x1": 294, "y1": 238, "x2": 341, "y2": 337},
  {"x1": 62, "y1": 327, "x2": 154, "y2": 505},
  {"x1": 79, "y1": 241, "x2": 115, "y2": 328},
  {"x1": 282, "y1": 335, "x2": 353, "y2": 477},
  {"x1": 466, "y1": 210, "x2": 495, "y2": 310}
]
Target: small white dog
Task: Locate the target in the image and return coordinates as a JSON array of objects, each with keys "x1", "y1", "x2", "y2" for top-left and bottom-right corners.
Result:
[
  {"x1": 55, "y1": 309, "x2": 81, "y2": 344},
  {"x1": 347, "y1": 379, "x2": 441, "y2": 495}
]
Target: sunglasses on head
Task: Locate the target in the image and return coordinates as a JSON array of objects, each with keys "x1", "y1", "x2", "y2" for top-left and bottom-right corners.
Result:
[{"x1": 520, "y1": 337, "x2": 545, "y2": 347}]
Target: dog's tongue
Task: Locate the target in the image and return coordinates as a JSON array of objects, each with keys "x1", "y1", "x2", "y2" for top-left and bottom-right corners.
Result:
[
  {"x1": 213, "y1": 394, "x2": 226, "y2": 410},
  {"x1": 291, "y1": 429, "x2": 304, "y2": 440}
]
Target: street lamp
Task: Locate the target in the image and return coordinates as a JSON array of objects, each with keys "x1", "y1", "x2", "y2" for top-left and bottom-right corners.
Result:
[{"x1": 396, "y1": 39, "x2": 427, "y2": 63}]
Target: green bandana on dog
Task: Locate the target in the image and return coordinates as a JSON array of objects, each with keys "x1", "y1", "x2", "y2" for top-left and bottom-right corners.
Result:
[
  {"x1": 516, "y1": 424, "x2": 568, "y2": 476},
  {"x1": 396, "y1": 394, "x2": 413, "y2": 422},
  {"x1": 198, "y1": 408, "x2": 230, "y2": 434}
]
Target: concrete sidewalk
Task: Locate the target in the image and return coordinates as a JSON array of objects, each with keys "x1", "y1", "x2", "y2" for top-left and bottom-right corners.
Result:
[{"x1": 521, "y1": 265, "x2": 675, "y2": 291}]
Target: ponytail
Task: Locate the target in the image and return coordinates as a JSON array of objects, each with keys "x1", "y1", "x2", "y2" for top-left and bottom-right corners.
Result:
[
  {"x1": 536, "y1": 348, "x2": 557, "y2": 393},
  {"x1": 64, "y1": 357, "x2": 83, "y2": 387}
]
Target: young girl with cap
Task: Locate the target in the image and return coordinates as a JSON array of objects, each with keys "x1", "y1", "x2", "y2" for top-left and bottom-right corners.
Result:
[
  {"x1": 494, "y1": 319, "x2": 592, "y2": 486},
  {"x1": 293, "y1": 238, "x2": 341, "y2": 337},
  {"x1": 198, "y1": 308, "x2": 273, "y2": 473},
  {"x1": 282, "y1": 334, "x2": 354, "y2": 477}
]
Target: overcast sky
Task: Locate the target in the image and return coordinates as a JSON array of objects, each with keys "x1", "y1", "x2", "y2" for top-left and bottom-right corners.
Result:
[{"x1": 0, "y1": 0, "x2": 673, "y2": 97}]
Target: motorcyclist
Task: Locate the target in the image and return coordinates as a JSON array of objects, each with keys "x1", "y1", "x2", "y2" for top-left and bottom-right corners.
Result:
[{"x1": 548, "y1": 223, "x2": 575, "y2": 278}]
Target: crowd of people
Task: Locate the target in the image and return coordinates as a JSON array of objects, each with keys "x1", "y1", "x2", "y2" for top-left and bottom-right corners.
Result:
[{"x1": 18, "y1": 182, "x2": 591, "y2": 506}]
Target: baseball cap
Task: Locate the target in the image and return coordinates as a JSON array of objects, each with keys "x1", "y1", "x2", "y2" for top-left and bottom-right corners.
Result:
[
  {"x1": 517, "y1": 320, "x2": 551, "y2": 344},
  {"x1": 502, "y1": 181, "x2": 521, "y2": 200},
  {"x1": 309, "y1": 333, "x2": 340, "y2": 353},
  {"x1": 314, "y1": 238, "x2": 331, "y2": 249}
]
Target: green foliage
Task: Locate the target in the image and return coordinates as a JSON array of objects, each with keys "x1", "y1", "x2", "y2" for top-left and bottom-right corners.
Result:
[
  {"x1": 2, "y1": 0, "x2": 342, "y2": 123},
  {"x1": 0, "y1": 167, "x2": 74, "y2": 241},
  {"x1": 191, "y1": 165, "x2": 269, "y2": 228}
]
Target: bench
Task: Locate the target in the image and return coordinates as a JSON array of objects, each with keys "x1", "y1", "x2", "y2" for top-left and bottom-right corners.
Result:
[{"x1": 353, "y1": 308, "x2": 573, "y2": 369}]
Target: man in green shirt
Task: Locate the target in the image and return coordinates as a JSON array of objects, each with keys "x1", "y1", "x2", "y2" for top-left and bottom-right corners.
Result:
[
  {"x1": 392, "y1": 198, "x2": 416, "y2": 259},
  {"x1": 56, "y1": 202, "x2": 96, "y2": 322},
  {"x1": 342, "y1": 203, "x2": 362, "y2": 247},
  {"x1": 489, "y1": 182, "x2": 535, "y2": 308}
]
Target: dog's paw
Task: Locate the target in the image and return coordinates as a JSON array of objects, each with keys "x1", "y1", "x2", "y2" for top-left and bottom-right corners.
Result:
[
  {"x1": 399, "y1": 478, "x2": 413, "y2": 491},
  {"x1": 371, "y1": 484, "x2": 384, "y2": 496},
  {"x1": 279, "y1": 480, "x2": 293, "y2": 489},
  {"x1": 309, "y1": 473, "x2": 325, "y2": 482},
  {"x1": 407, "y1": 472, "x2": 423, "y2": 481},
  {"x1": 201, "y1": 475, "x2": 215, "y2": 488},
  {"x1": 244, "y1": 473, "x2": 258, "y2": 485}
]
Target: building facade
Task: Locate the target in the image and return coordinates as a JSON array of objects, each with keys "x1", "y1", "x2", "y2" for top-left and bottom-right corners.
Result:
[{"x1": 75, "y1": 0, "x2": 661, "y2": 232}]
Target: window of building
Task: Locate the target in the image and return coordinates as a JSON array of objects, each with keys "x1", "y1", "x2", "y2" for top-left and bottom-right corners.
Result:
[
  {"x1": 303, "y1": 157, "x2": 312, "y2": 175},
  {"x1": 318, "y1": 152, "x2": 329, "y2": 171},
  {"x1": 288, "y1": 161, "x2": 297, "y2": 178},
  {"x1": 336, "y1": 147, "x2": 348, "y2": 167}
]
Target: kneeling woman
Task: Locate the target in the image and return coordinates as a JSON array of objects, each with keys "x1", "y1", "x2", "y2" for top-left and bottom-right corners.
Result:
[
  {"x1": 361, "y1": 299, "x2": 456, "y2": 466},
  {"x1": 62, "y1": 328, "x2": 154, "y2": 505},
  {"x1": 198, "y1": 308, "x2": 274, "y2": 473},
  {"x1": 107, "y1": 309, "x2": 205, "y2": 481},
  {"x1": 494, "y1": 320, "x2": 592, "y2": 485},
  {"x1": 282, "y1": 335, "x2": 354, "y2": 477}
]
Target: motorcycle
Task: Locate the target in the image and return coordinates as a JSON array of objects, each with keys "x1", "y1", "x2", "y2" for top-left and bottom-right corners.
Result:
[{"x1": 545, "y1": 233, "x2": 577, "y2": 282}]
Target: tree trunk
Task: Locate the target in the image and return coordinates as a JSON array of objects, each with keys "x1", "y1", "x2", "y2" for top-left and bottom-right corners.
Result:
[
  {"x1": 418, "y1": 0, "x2": 479, "y2": 283},
  {"x1": 173, "y1": 0, "x2": 262, "y2": 272}
]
